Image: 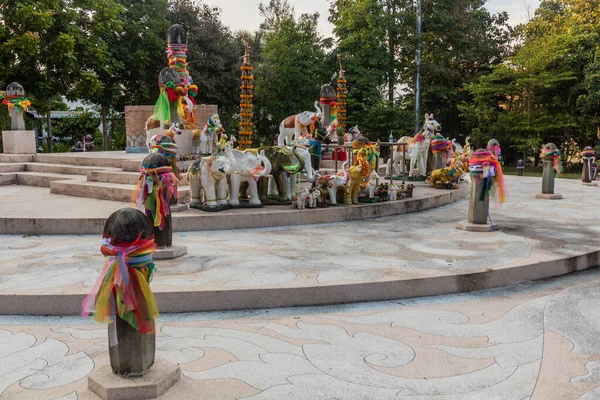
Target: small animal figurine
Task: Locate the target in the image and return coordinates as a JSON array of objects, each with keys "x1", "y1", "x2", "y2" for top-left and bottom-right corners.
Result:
[
  {"x1": 389, "y1": 185, "x2": 400, "y2": 201},
  {"x1": 308, "y1": 188, "x2": 321, "y2": 208},
  {"x1": 295, "y1": 188, "x2": 310, "y2": 209}
]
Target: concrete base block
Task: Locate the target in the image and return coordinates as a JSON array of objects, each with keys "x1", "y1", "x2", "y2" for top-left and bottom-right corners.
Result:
[
  {"x1": 583, "y1": 182, "x2": 598, "y2": 187},
  {"x1": 456, "y1": 220, "x2": 496, "y2": 232},
  {"x1": 153, "y1": 245, "x2": 187, "y2": 260},
  {"x1": 88, "y1": 358, "x2": 181, "y2": 400},
  {"x1": 535, "y1": 193, "x2": 563, "y2": 200},
  {"x1": 170, "y1": 204, "x2": 188, "y2": 213},
  {"x1": 2, "y1": 130, "x2": 36, "y2": 154}
]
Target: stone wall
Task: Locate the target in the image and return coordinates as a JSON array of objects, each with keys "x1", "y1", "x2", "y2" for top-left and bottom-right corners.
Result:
[{"x1": 125, "y1": 104, "x2": 218, "y2": 153}]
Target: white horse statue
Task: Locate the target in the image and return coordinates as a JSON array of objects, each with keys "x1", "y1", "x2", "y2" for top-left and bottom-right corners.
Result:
[
  {"x1": 385, "y1": 114, "x2": 441, "y2": 178},
  {"x1": 199, "y1": 113, "x2": 224, "y2": 155}
]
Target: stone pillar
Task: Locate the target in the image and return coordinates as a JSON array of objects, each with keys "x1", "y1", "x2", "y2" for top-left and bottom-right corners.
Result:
[
  {"x1": 319, "y1": 84, "x2": 336, "y2": 128},
  {"x1": 541, "y1": 159, "x2": 555, "y2": 193},
  {"x1": 2, "y1": 82, "x2": 36, "y2": 154},
  {"x1": 582, "y1": 146, "x2": 597, "y2": 185},
  {"x1": 100, "y1": 208, "x2": 156, "y2": 376},
  {"x1": 468, "y1": 177, "x2": 490, "y2": 225},
  {"x1": 87, "y1": 211, "x2": 181, "y2": 400},
  {"x1": 139, "y1": 154, "x2": 186, "y2": 259},
  {"x1": 457, "y1": 148, "x2": 496, "y2": 231},
  {"x1": 487, "y1": 138, "x2": 503, "y2": 164}
]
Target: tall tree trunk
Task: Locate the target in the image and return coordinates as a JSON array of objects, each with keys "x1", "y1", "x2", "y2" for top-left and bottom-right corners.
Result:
[
  {"x1": 46, "y1": 101, "x2": 53, "y2": 153},
  {"x1": 386, "y1": 0, "x2": 395, "y2": 105},
  {"x1": 102, "y1": 105, "x2": 108, "y2": 151}
]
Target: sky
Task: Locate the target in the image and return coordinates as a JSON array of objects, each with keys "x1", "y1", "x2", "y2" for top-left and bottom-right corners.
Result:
[{"x1": 204, "y1": 0, "x2": 542, "y2": 37}]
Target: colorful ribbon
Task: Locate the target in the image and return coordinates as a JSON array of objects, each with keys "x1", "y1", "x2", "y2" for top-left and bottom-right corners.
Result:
[
  {"x1": 541, "y1": 148, "x2": 563, "y2": 176},
  {"x1": 151, "y1": 142, "x2": 181, "y2": 179},
  {"x1": 81, "y1": 236, "x2": 159, "y2": 334},
  {"x1": 469, "y1": 149, "x2": 506, "y2": 203},
  {"x1": 2, "y1": 95, "x2": 31, "y2": 115},
  {"x1": 133, "y1": 166, "x2": 178, "y2": 229}
]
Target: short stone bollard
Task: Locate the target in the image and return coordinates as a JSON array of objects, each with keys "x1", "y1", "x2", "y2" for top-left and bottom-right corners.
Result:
[
  {"x1": 82, "y1": 208, "x2": 181, "y2": 399},
  {"x1": 1, "y1": 82, "x2": 36, "y2": 154},
  {"x1": 134, "y1": 153, "x2": 187, "y2": 259},
  {"x1": 487, "y1": 139, "x2": 503, "y2": 164},
  {"x1": 535, "y1": 143, "x2": 563, "y2": 199},
  {"x1": 457, "y1": 149, "x2": 505, "y2": 232},
  {"x1": 581, "y1": 146, "x2": 598, "y2": 186},
  {"x1": 517, "y1": 159, "x2": 525, "y2": 176}
]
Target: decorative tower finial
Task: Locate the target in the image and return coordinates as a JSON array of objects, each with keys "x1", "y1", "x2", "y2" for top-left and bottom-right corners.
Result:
[
  {"x1": 336, "y1": 54, "x2": 347, "y2": 133},
  {"x1": 239, "y1": 35, "x2": 254, "y2": 149}
]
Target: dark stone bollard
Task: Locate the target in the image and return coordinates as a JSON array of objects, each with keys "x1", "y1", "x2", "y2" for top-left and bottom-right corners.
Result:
[
  {"x1": 319, "y1": 84, "x2": 336, "y2": 128},
  {"x1": 468, "y1": 176, "x2": 490, "y2": 224},
  {"x1": 102, "y1": 208, "x2": 157, "y2": 377},
  {"x1": 582, "y1": 146, "x2": 596, "y2": 184},
  {"x1": 150, "y1": 135, "x2": 180, "y2": 207},
  {"x1": 139, "y1": 153, "x2": 174, "y2": 247}
]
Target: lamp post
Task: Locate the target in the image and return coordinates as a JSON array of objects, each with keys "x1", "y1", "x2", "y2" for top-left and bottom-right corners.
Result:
[{"x1": 414, "y1": 0, "x2": 422, "y2": 133}]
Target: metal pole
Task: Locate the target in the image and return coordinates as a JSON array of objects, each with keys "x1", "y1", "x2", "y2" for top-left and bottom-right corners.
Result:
[{"x1": 415, "y1": 0, "x2": 422, "y2": 134}]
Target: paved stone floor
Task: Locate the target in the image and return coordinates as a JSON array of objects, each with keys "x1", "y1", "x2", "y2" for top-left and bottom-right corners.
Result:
[
  {"x1": 1, "y1": 176, "x2": 599, "y2": 296},
  {"x1": 0, "y1": 269, "x2": 600, "y2": 399}
]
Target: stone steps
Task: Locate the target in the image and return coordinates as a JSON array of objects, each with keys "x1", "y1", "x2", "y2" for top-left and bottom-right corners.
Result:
[
  {"x1": 0, "y1": 163, "x2": 25, "y2": 173},
  {"x1": 13, "y1": 172, "x2": 83, "y2": 187},
  {"x1": 35, "y1": 153, "x2": 142, "y2": 168},
  {"x1": 0, "y1": 154, "x2": 34, "y2": 163},
  {"x1": 24, "y1": 162, "x2": 118, "y2": 176},
  {"x1": 50, "y1": 179, "x2": 190, "y2": 203},
  {"x1": 0, "y1": 174, "x2": 16, "y2": 186},
  {"x1": 87, "y1": 170, "x2": 142, "y2": 185}
]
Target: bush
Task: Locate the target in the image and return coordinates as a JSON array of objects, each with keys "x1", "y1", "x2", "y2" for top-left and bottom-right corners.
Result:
[{"x1": 52, "y1": 111, "x2": 101, "y2": 148}]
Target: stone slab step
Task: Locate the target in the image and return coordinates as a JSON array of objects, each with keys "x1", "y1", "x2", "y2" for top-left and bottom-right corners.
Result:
[
  {"x1": 122, "y1": 158, "x2": 194, "y2": 172},
  {"x1": 0, "y1": 174, "x2": 16, "y2": 186},
  {"x1": 88, "y1": 170, "x2": 189, "y2": 185},
  {"x1": 50, "y1": 180, "x2": 190, "y2": 203},
  {"x1": 0, "y1": 154, "x2": 34, "y2": 163},
  {"x1": 24, "y1": 162, "x2": 119, "y2": 176},
  {"x1": 0, "y1": 163, "x2": 25, "y2": 173},
  {"x1": 14, "y1": 172, "x2": 83, "y2": 187},
  {"x1": 34, "y1": 153, "x2": 138, "y2": 168}
]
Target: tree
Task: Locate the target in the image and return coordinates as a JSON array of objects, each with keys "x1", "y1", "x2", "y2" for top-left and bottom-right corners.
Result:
[
  {"x1": 462, "y1": 0, "x2": 600, "y2": 165},
  {"x1": 254, "y1": 8, "x2": 330, "y2": 144},
  {"x1": 329, "y1": 0, "x2": 390, "y2": 139},
  {"x1": 0, "y1": 0, "x2": 89, "y2": 152}
]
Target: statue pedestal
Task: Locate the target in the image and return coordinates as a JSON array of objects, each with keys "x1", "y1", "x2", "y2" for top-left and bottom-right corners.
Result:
[
  {"x1": 154, "y1": 245, "x2": 188, "y2": 260},
  {"x1": 2, "y1": 130, "x2": 36, "y2": 154},
  {"x1": 535, "y1": 193, "x2": 563, "y2": 200},
  {"x1": 456, "y1": 221, "x2": 495, "y2": 232},
  {"x1": 583, "y1": 182, "x2": 598, "y2": 187},
  {"x1": 88, "y1": 359, "x2": 181, "y2": 400}
]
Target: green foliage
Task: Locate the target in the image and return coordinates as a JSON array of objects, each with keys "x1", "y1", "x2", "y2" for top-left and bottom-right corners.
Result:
[
  {"x1": 52, "y1": 112, "x2": 101, "y2": 147},
  {"x1": 253, "y1": 6, "x2": 330, "y2": 144},
  {"x1": 463, "y1": 0, "x2": 600, "y2": 164}
]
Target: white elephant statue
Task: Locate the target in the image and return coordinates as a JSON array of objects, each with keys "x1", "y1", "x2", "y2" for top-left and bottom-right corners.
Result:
[
  {"x1": 187, "y1": 151, "x2": 232, "y2": 210},
  {"x1": 295, "y1": 188, "x2": 310, "y2": 209},
  {"x1": 385, "y1": 113, "x2": 441, "y2": 178},
  {"x1": 307, "y1": 189, "x2": 320, "y2": 208},
  {"x1": 389, "y1": 185, "x2": 400, "y2": 201},
  {"x1": 225, "y1": 145, "x2": 272, "y2": 207},
  {"x1": 315, "y1": 162, "x2": 349, "y2": 205},
  {"x1": 199, "y1": 113, "x2": 224, "y2": 155},
  {"x1": 277, "y1": 101, "x2": 322, "y2": 146}
]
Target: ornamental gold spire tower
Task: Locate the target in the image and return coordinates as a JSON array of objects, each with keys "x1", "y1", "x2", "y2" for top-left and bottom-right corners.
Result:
[
  {"x1": 239, "y1": 36, "x2": 254, "y2": 149},
  {"x1": 336, "y1": 54, "x2": 347, "y2": 134}
]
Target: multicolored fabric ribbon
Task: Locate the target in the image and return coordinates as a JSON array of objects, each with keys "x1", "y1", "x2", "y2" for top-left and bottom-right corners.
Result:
[
  {"x1": 487, "y1": 144, "x2": 503, "y2": 165},
  {"x1": 541, "y1": 148, "x2": 564, "y2": 176},
  {"x1": 133, "y1": 166, "x2": 178, "y2": 229},
  {"x1": 431, "y1": 136, "x2": 448, "y2": 154},
  {"x1": 1, "y1": 94, "x2": 31, "y2": 115},
  {"x1": 81, "y1": 236, "x2": 159, "y2": 334},
  {"x1": 151, "y1": 142, "x2": 181, "y2": 179},
  {"x1": 469, "y1": 149, "x2": 506, "y2": 203}
]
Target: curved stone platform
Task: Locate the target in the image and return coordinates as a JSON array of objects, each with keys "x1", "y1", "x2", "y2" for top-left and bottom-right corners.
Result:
[
  {"x1": 0, "y1": 176, "x2": 598, "y2": 316},
  {"x1": 0, "y1": 181, "x2": 468, "y2": 235}
]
